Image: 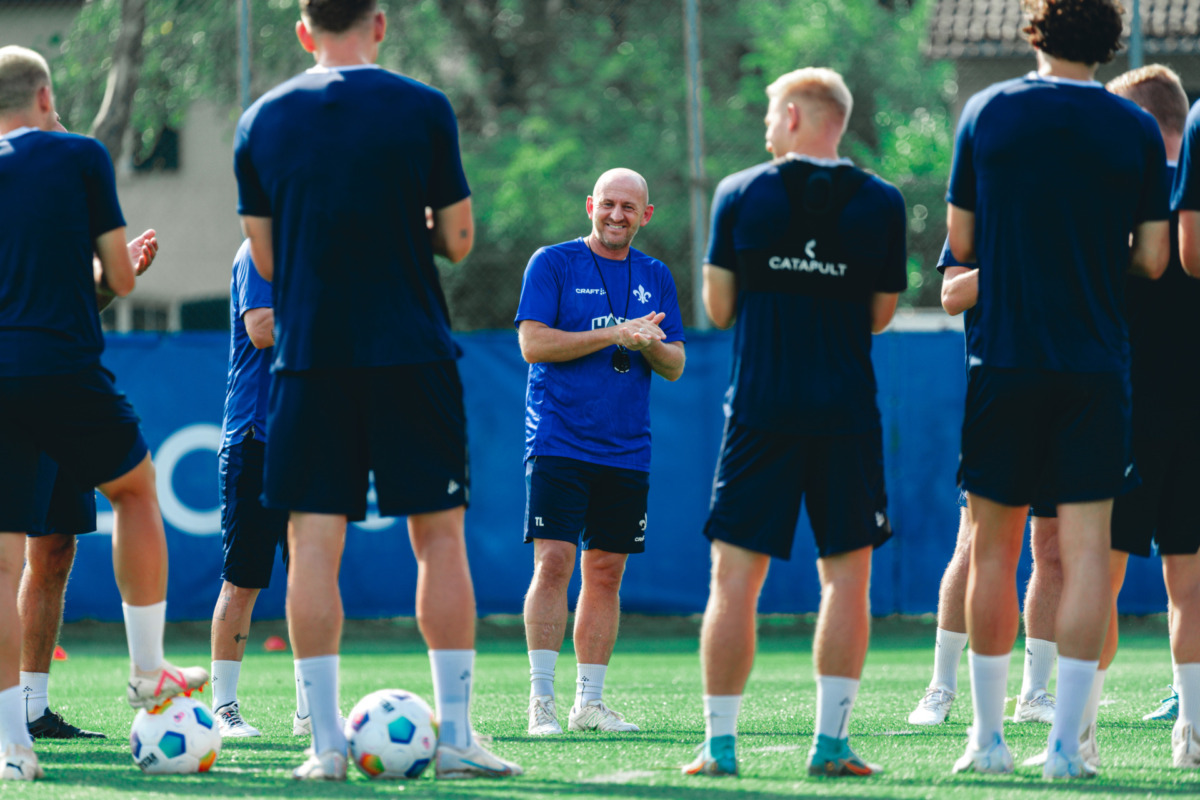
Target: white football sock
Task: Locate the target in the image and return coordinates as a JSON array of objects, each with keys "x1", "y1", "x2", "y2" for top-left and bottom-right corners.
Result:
[
  {"x1": 968, "y1": 650, "x2": 1010, "y2": 749},
  {"x1": 18, "y1": 672, "x2": 48, "y2": 723},
  {"x1": 1049, "y1": 656, "x2": 1097, "y2": 758},
  {"x1": 0, "y1": 686, "x2": 33, "y2": 749},
  {"x1": 430, "y1": 649, "x2": 474, "y2": 749},
  {"x1": 529, "y1": 649, "x2": 557, "y2": 699},
  {"x1": 122, "y1": 601, "x2": 165, "y2": 673},
  {"x1": 932, "y1": 628, "x2": 968, "y2": 691},
  {"x1": 704, "y1": 695, "x2": 742, "y2": 740},
  {"x1": 1177, "y1": 662, "x2": 1200, "y2": 729},
  {"x1": 1019, "y1": 637, "x2": 1057, "y2": 699},
  {"x1": 296, "y1": 655, "x2": 344, "y2": 755},
  {"x1": 576, "y1": 663, "x2": 607, "y2": 705},
  {"x1": 1080, "y1": 668, "x2": 1106, "y2": 733},
  {"x1": 815, "y1": 675, "x2": 859, "y2": 740},
  {"x1": 294, "y1": 659, "x2": 309, "y2": 719},
  {"x1": 211, "y1": 660, "x2": 241, "y2": 710}
]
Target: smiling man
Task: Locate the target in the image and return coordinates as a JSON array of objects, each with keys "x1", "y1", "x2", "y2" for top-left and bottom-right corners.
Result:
[{"x1": 515, "y1": 168, "x2": 685, "y2": 737}]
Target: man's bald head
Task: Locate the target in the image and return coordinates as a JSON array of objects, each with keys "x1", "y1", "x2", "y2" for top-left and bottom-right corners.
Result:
[
  {"x1": 587, "y1": 168, "x2": 654, "y2": 258},
  {"x1": 593, "y1": 168, "x2": 649, "y2": 207},
  {"x1": 0, "y1": 46, "x2": 51, "y2": 117}
]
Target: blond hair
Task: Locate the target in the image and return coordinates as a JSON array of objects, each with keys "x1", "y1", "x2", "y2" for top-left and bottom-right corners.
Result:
[
  {"x1": 0, "y1": 46, "x2": 51, "y2": 115},
  {"x1": 1107, "y1": 64, "x2": 1189, "y2": 136},
  {"x1": 766, "y1": 68, "x2": 853, "y2": 132}
]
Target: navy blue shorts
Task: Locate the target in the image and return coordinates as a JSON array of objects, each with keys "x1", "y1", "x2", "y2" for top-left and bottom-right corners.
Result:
[
  {"x1": 956, "y1": 489, "x2": 1056, "y2": 519},
  {"x1": 1111, "y1": 412, "x2": 1200, "y2": 558},
  {"x1": 0, "y1": 367, "x2": 147, "y2": 532},
  {"x1": 28, "y1": 454, "x2": 97, "y2": 537},
  {"x1": 264, "y1": 362, "x2": 469, "y2": 520},
  {"x1": 523, "y1": 456, "x2": 648, "y2": 554},
  {"x1": 221, "y1": 436, "x2": 289, "y2": 588},
  {"x1": 960, "y1": 367, "x2": 1134, "y2": 507},
  {"x1": 704, "y1": 423, "x2": 892, "y2": 560}
]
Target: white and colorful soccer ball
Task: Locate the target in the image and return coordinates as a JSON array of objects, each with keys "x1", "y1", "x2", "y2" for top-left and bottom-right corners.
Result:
[
  {"x1": 130, "y1": 696, "x2": 221, "y2": 774},
  {"x1": 346, "y1": 689, "x2": 437, "y2": 779}
]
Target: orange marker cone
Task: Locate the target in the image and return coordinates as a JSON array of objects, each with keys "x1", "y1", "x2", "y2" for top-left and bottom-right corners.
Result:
[
  {"x1": 52, "y1": 646, "x2": 68, "y2": 661},
  {"x1": 263, "y1": 635, "x2": 288, "y2": 652}
]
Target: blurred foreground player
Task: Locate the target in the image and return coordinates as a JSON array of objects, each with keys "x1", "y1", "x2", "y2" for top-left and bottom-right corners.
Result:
[
  {"x1": 234, "y1": 0, "x2": 520, "y2": 780},
  {"x1": 946, "y1": 0, "x2": 1169, "y2": 779},
  {"x1": 684, "y1": 67, "x2": 906, "y2": 778},
  {"x1": 0, "y1": 45, "x2": 207, "y2": 780}
]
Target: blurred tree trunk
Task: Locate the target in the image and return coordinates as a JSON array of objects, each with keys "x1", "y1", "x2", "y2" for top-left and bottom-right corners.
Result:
[{"x1": 90, "y1": 0, "x2": 148, "y2": 165}]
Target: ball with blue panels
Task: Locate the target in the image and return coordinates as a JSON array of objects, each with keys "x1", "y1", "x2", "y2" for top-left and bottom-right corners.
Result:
[
  {"x1": 347, "y1": 689, "x2": 437, "y2": 779},
  {"x1": 130, "y1": 696, "x2": 221, "y2": 774}
]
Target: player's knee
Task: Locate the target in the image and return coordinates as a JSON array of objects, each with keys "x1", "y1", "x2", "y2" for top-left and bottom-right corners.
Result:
[
  {"x1": 582, "y1": 556, "x2": 626, "y2": 595},
  {"x1": 101, "y1": 454, "x2": 158, "y2": 508},
  {"x1": 26, "y1": 535, "x2": 76, "y2": 582},
  {"x1": 533, "y1": 546, "x2": 574, "y2": 588}
]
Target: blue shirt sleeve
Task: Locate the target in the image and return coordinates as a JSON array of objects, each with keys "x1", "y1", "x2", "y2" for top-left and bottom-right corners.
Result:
[
  {"x1": 514, "y1": 247, "x2": 562, "y2": 329},
  {"x1": 1172, "y1": 100, "x2": 1200, "y2": 211},
  {"x1": 935, "y1": 236, "x2": 973, "y2": 274},
  {"x1": 234, "y1": 245, "x2": 272, "y2": 317},
  {"x1": 427, "y1": 89, "x2": 471, "y2": 211},
  {"x1": 877, "y1": 182, "x2": 908, "y2": 292},
  {"x1": 704, "y1": 176, "x2": 740, "y2": 271},
  {"x1": 946, "y1": 94, "x2": 981, "y2": 212},
  {"x1": 1135, "y1": 113, "x2": 1170, "y2": 223},
  {"x1": 81, "y1": 138, "x2": 125, "y2": 238},
  {"x1": 234, "y1": 107, "x2": 271, "y2": 217}
]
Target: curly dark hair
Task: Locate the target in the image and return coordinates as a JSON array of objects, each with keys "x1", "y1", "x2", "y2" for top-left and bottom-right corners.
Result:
[
  {"x1": 1022, "y1": 0, "x2": 1125, "y2": 65},
  {"x1": 300, "y1": 0, "x2": 377, "y2": 34}
]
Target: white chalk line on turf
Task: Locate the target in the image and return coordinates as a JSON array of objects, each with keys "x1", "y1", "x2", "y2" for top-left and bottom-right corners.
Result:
[{"x1": 583, "y1": 769, "x2": 657, "y2": 783}]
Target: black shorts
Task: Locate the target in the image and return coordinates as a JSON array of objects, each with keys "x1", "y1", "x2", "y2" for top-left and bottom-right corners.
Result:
[
  {"x1": 523, "y1": 455, "x2": 648, "y2": 554},
  {"x1": 704, "y1": 423, "x2": 892, "y2": 560},
  {"x1": 264, "y1": 362, "x2": 469, "y2": 520},
  {"x1": 1111, "y1": 412, "x2": 1200, "y2": 558},
  {"x1": 220, "y1": 437, "x2": 289, "y2": 588},
  {"x1": 960, "y1": 366, "x2": 1134, "y2": 507},
  {"x1": 956, "y1": 489, "x2": 1056, "y2": 520},
  {"x1": 0, "y1": 367, "x2": 146, "y2": 532},
  {"x1": 28, "y1": 453, "x2": 97, "y2": 537}
]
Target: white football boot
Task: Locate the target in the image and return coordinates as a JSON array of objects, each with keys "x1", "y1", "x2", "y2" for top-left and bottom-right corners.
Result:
[
  {"x1": 127, "y1": 660, "x2": 209, "y2": 710},
  {"x1": 0, "y1": 744, "x2": 43, "y2": 781},
  {"x1": 1173, "y1": 722, "x2": 1200, "y2": 768},
  {"x1": 292, "y1": 748, "x2": 347, "y2": 780},
  {"x1": 568, "y1": 700, "x2": 640, "y2": 732},
  {"x1": 436, "y1": 735, "x2": 523, "y2": 779},
  {"x1": 215, "y1": 701, "x2": 261, "y2": 737},
  {"x1": 528, "y1": 695, "x2": 563, "y2": 735},
  {"x1": 952, "y1": 730, "x2": 1014, "y2": 774},
  {"x1": 909, "y1": 686, "x2": 956, "y2": 725},
  {"x1": 1012, "y1": 689, "x2": 1056, "y2": 724}
]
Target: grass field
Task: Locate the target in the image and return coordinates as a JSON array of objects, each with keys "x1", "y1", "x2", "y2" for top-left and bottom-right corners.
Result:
[{"x1": 18, "y1": 615, "x2": 1198, "y2": 798}]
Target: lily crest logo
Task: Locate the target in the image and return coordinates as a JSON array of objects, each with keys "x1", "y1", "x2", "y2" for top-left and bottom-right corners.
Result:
[{"x1": 634, "y1": 284, "x2": 651, "y2": 304}]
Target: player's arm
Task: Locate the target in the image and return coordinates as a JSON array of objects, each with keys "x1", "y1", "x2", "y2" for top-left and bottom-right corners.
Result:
[
  {"x1": 518, "y1": 313, "x2": 667, "y2": 364},
  {"x1": 940, "y1": 266, "x2": 978, "y2": 316},
  {"x1": 702, "y1": 264, "x2": 737, "y2": 329},
  {"x1": 640, "y1": 339, "x2": 685, "y2": 382},
  {"x1": 1129, "y1": 219, "x2": 1170, "y2": 279},
  {"x1": 240, "y1": 216, "x2": 273, "y2": 281},
  {"x1": 431, "y1": 197, "x2": 473, "y2": 264},
  {"x1": 870, "y1": 292, "x2": 900, "y2": 333},
  {"x1": 1180, "y1": 212, "x2": 1200, "y2": 277},
  {"x1": 946, "y1": 205, "x2": 975, "y2": 264},
  {"x1": 94, "y1": 227, "x2": 136, "y2": 298},
  {"x1": 96, "y1": 229, "x2": 158, "y2": 311},
  {"x1": 243, "y1": 307, "x2": 275, "y2": 349}
]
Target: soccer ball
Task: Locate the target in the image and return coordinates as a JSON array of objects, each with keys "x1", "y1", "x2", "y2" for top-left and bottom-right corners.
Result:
[
  {"x1": 346, "y1": 689, "x2": 437, "y2": 779},
  {"x1": 130, "y1": 696, "x2": 221, "y2": 774}
]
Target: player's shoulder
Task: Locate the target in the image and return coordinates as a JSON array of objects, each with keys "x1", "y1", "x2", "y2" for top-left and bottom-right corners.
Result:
[
  {"x1": 527, "y1": 239, "x2": 581, "y2": 271},
  {"x1": 231, "y1": 239, "x2": 253, "y2": 276},
  {"x1": 629, "y1": 245, "x2": 671, "y2": 277},
  {"x1": 960, "y1": 75, "x2": 1031, "y2": 119},
  {"x1": 714, "y1": 159, "x2": 779, "y2": 199}
]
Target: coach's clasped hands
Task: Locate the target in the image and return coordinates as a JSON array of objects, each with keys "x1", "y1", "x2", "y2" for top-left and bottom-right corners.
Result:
[{"x1": 615, "y1": 312, "x2": 666, "y2": 351}]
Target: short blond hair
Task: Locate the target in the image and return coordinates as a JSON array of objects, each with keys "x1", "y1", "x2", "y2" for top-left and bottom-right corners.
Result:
[
  {"x1": 766, "y1": 68, "x2": 853, "y2": 131},
  {"x1": 1107, "y1": 64, "x2": 1189, "y2": 136},
  {"x1": 0, "y1": 46, "x2": 50, "y2": 115}
]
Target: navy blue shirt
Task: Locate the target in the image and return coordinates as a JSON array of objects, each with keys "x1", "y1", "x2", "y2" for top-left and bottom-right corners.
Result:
[
  {"x1": 935, "y1": 238, "x2": 979, "y2": 370},
  {"x1": 948, "y1": 74, "x2": 1169, "y2": 373},
  {"x1": 706, "y1": 155, "x2": 908, "y2": 435},
  {"x1": 515, "y1": 239, "x2": 685, "y2": 471},
  {"x1": 0, "y1": 128, "x2": 125, "y2": 376},
  {"x1": 221, "y1": 240, "x2": 273, "y2": 452},
  {"x1": 234, "y1": 65, "x2": 470, "y2": 372}
]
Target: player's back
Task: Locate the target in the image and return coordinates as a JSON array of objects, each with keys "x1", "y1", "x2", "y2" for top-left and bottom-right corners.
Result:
[
  {"x1": 950, "y1": 75, "x2": 1168, "y2": 373},
  {"x1": 235, "y1": 66, "x2": 470, "y2": 372}
]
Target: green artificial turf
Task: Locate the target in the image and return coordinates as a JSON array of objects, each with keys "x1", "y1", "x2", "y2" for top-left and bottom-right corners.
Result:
[{"x1": 17, "y1": 615, "x2": 1197, "y2": 798}]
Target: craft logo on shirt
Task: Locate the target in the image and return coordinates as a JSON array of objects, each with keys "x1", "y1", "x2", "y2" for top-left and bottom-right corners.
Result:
[
  {"x1": 769, "y1": 238, "x2": 847, "y2": 276},
  {"x1": 634, "y1": 285, "x2": 651, "y2": 304},
  {"x1": 0, "y1": 140, "x2": 14, "y2": 157},
  {"x1": 576, "y1": 287, "x2": 606, "y2": 295},
  {"x1": 591, "y1": 314, "x2": 628, "y2": 330}
]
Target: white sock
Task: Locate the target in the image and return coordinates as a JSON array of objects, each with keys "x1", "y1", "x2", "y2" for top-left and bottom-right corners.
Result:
[
  {"x1": 703, "y1": 695, "x2": 742, "y2": 740},
  {"x1": 1177, "y1": 662, "x2": 1200, "y2": 729},
  {"x1": 1020, "y1": 637, "x2": 1057, "y2": 699},
  {"x1": 294, "y1": 659, "x2": 309, "y2": 719},
  {"x1": 529, "y1": 649, "x2": 557, "y2": 699},
  {"x1": 968, "y1": 650, "x2": 1010, "y2": 749},
  {"x1": 122, "y1": 601, "x2": 165, "y2": 672},
  {"x1": 0, "y1": 686, "x2": 33, "y2": 749},
  {"x1": 296, "y1": 655, "x2": 344, "y2": 755},
  {"x1": 211, "y1": 660, "x2": 241, "y2": 710},
  {"x1": 430, "y1": 650, "x2": 474, "y2": 749},
  {"x1": 1080, "y1": 668, "x2": 1106, "y2": 733},
  {"x1": 576, "y1": 663, "x2": 607, "y2": 705},
  {"x1": 1049, "y1": 656, "x2": 1097, "y2": 758},
  {"x1": 815, "y1": 675, "x2": 859, "y2": 740},
  {"x1": 18, "y1": 672, "x2": 48, "y2": 723},
  {"x1": 932, "y1": 628, "x2": 968, "y2": 692}
]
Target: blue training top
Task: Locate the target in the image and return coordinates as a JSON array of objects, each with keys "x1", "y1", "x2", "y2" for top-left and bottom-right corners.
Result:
[
  {"x1": 706, "y1": 155, "x2": 908, "y2": 435},
  {"x1": 947, "y1": 73, "x2": 1169, "y2": 373},
  {"x1": 0, "y1": 128, "x2": 125, "y2": 376},
  {"x1": 515, "y1": 238, "x2": 686, "y2": 471},
  {"x1": 234, "y1": 65, "x2": 470, "y2": 372},
  {"x1": 221, "y1": 240, "x2": 273, "y2": 452}
]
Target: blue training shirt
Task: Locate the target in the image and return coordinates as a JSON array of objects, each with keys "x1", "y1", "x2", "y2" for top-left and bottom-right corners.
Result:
[
  {"x1": 947, "y1": 73, "x2": 1169, "y2": 373},
  {"x1": 234, "y1": 65, "x2": 470, "y2": 372},
  {"x1": 515, "y1": 238, "x2": 686, "y2": 471},
  {"x1": 706, "y1": 155, "x2": 907, "y2": 435},
  {"x1": 0, "y1": 128, "x2": 125, "y2": 376},
  {"x1": 221, "y1": 240, "x2": 273, "y2": 452}
]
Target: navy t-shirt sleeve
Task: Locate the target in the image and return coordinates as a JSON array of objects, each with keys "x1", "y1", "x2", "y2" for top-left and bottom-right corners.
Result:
[
  {"x1": 704, "y1": 176, "x2": 740, "y2": 271},
  {"x1": 81, "y1": 139, "x2": 125, "y2": 238},
  {"x1": 234, "y1": 109, "x2": 271, "y2": 217},
  {"x1": 514, "y1": 247, "x2": 562, "y2": 328},
  {"x1": 946, "y1": 94, "x2": 981, "y2": 211},
  {"x1": 876, "y1": 183, "x2": 909, "y2": 293},
  {"x1": 426, "y1": 90, "x2": 471, "y2": 211},
  {"x1": 935, "y1": 236, "x2": 973, "y2": 274},
  {"x1": 1134, "y1": 114, "x2": 1170, "y2": 223},
  {"x1": 235, "y1": 247, "x2": 272, "y2": 317},
  {"x1": 1173, "y1": 100, "x2": 1200, "y2": 211}
]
